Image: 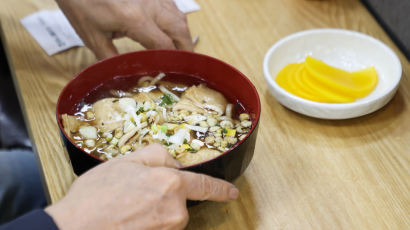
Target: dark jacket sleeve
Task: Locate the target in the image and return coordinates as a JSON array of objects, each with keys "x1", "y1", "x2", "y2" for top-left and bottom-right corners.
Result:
[{"x1": 0, "y1": 209, "x2": 58, "y2": 230}]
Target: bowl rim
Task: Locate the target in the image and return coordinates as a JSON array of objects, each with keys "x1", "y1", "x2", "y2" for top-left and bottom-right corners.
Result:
[
  {"x1": 263, "y1": 28, "x2": 402, "y2": 112},
  {"x1": 57, "y1": 49, "x2": 261, "y2": 169}
]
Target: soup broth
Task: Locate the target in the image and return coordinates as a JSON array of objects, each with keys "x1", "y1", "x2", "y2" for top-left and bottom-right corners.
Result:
[{"x1": 61, "y1": 73, "x2": 252, "y2": 166}]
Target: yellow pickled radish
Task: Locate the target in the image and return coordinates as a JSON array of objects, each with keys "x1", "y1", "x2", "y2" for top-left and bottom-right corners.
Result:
[
  {"x1": 276, "y1": 63, "x2": 323, "y2": 101},
  {"x1": 300, "y1": 63, "x2": 357, "y2": 103},
  {"x1": 300, "y1": 68, "x2": 356, "y2": 103},
  {"x1": 274, "y1": 56, "x2": 378, "y2": 103},
  {"x1": 350, "y1": 66, "x2": 378, "y2": 97},
  {"x1": 276, "y1": 62, "x2": 354, "y2": 102},
  {"x1": 274, "y1": 63, "x2": 295, "y2": 89},
  {"x1": 293, "y1": 63, "x2": 343, "y2": 102},
  {"x1": 305, "y1": 56, "x2": 378, "y2": 98},
  {"x1": 293, "y1": 64, "x2": 319, "y2": 97}
]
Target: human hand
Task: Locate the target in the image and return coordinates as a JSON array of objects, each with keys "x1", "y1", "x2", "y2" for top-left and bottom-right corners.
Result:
[
  {"x1": 45, "y1": 144, "x2": 238, "y2": 230},
  {"x1": 56, "y1": 0, "x2": 194, "y2": 60}
]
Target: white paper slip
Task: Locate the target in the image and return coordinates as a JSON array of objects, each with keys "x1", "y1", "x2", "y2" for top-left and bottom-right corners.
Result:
[
  {"x1": 21, "y1": 10, "x2": 84, "y2": 56},
  {"x1": 173, "y1": 0, "x2": 201, "y2": 13}
]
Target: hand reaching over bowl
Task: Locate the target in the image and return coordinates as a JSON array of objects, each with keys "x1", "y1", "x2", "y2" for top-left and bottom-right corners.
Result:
[
  {"x1": 57, "y1": 0, "x2": 193, "y2": 60},
  {"x1": 46, "y1": 144, "x2": 239, "y2": 230}
]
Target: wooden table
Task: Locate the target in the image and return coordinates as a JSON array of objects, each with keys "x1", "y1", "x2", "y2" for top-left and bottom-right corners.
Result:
[{"x1": 1, "y1": 0, "x2": 409, "y2": 229}]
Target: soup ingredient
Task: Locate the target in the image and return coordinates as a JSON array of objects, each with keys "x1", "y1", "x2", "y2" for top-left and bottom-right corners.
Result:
[
  {"x1": 61, "y1": 73, "x2": 252, "y2": 166},
  {"x1": 173, "y1": 84, "x2": 228, "y2": 115},
  {"x1": 275, "y1": 56, "x2": 378, "y2": 103},
  {"x1": 79, "y1": 126, "x2": 98, "y2": 139}
]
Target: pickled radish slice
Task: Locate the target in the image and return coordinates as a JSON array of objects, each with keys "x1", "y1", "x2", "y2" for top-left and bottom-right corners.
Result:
[{"x1": 275, "y1": 56, "x2": 378, "y2": 103}]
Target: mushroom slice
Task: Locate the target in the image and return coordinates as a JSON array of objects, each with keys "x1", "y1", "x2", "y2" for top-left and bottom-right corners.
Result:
[
  {"x1": 173, "y1": 84, "x2": 228, "y2": 115},
  {"x1": 61, "y1": 114, "x2": 82, "y2": 136},
  {"x1": 92, "y1": 98, "x2": 123, "y2": 133},
  {"x1": 173, "y1": 97, "x2": 206, "y2": 114}
]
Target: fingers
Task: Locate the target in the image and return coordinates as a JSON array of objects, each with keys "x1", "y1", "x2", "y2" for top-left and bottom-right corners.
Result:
[
  {"x1": 155, "y1": 1, "x2": 194, "y2": 51},
  {"x1": 87, "y1": 33, "x2": 119, "y2": 60},
  {"x1": 123, "y1": 144, "x2": 181, "y2": 168},
  {"x1": 124, "y1": 144, "x2": 238, "y2": 201},
  {"x1": 181, "y1": 171, "x2": 239, "y2": 202},
  {"x1": 125, "y1": 17, "x2": 176, "y2": 50},
  {"x1": 121, "y1": 144, "x2": 238, "y2": 202},
  {"x1": 160, "y1": 16, "x2": 194, "y2": 51}
]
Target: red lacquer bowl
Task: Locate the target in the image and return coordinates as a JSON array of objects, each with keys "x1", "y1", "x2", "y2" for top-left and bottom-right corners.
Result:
[{"x1": 56, "y1": 50, "x2": 261, "y2": 181}]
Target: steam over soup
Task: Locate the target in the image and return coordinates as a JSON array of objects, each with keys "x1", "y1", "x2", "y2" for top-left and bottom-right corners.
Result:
[{"x1": 61, "y1": 73, "x2": 252, "y2": 166}]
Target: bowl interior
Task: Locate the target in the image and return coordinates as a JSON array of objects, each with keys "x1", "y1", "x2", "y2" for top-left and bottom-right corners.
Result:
[
  {"x1": 264, "y1": 29, "x2": 402, "y2": 103},
  {"x1": 57, "y1": 50, "x2": 261, "y2": 162}
]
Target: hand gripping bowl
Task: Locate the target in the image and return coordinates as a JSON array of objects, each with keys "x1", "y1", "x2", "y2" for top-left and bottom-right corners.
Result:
[{"x1": 56, "y1": 50, "x2": 261, "y2": 182}]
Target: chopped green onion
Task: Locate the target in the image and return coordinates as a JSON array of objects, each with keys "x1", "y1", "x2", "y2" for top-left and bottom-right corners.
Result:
[
  {"x1": 159, "y1": 93, "x2": 174, "y2": 106},
  {"x1": 188, "y1": 148, "x2": 197, "y2": 153},
  {"x1": 161, "y1": 124, "x2": 168, "y2": 133},
  {"x1": 136, "y1": 107, "x2": 145, "y2": 115}
]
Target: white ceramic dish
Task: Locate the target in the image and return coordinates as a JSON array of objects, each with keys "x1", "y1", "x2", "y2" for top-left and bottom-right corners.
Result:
[{"x1": 263, "y1": 28, "x2": 402, "y2": 119}]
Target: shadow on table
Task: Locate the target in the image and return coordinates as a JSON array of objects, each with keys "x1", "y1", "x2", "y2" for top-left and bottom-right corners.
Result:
[
  {"x1": 263, "y1": 85, "x2": 406, "y2": 148},
  {"x1": 186, "y1": 175, "x2": 258, "y2": 230}
]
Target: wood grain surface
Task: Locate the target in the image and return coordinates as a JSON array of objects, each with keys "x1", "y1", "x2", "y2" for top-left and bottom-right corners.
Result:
[{"x1": 0, "y1": 0, "x2": 409, "y2": 229}]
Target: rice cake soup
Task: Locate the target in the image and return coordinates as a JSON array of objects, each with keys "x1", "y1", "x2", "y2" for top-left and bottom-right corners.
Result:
[{"x1": 61, "y1": 73, "x2": 252, "y2": 166}]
